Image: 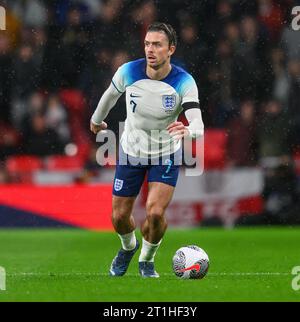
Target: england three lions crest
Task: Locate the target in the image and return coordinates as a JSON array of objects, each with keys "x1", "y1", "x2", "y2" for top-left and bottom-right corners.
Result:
[
  {"x1": 114, "y1": 179, "x2": 123, "y2": 191},
  {"x1": 162, "y1": 95, "x2": 176, "y2": 112}
]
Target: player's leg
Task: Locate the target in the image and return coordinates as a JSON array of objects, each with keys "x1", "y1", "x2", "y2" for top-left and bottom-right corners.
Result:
[
  {"x1": 109, "y1": 161, "x2": 147, "y2": 276},
  {"x1": 112, "y1": 195, "x2": 137, "y2": 249},
  {"x1": 141, "y1": 182, "x2": 174, "y2": 243},
  {"x1": 138, "y1": 155, "x2": 180, "y2": 277},
  {"x1": 139, "y1": 182, "x2": 176, "y2": 277},
  {"x1": 109, "y1": 195, "x2": 140, "y2": 276}
]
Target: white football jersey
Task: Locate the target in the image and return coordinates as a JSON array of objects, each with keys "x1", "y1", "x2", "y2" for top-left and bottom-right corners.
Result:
[{"x1": 112, "y1": 58, "x2": 199, "y2": 158}]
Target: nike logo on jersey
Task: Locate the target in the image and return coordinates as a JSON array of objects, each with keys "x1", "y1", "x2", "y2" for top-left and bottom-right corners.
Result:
[{"x1": 130, "y1": 93, "x2": 141, "y2": 98}]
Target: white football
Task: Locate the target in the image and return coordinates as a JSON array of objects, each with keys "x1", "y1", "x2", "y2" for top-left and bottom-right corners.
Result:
[{"x1": 172, "y1": 245, "x2": 209, "y2": 279}]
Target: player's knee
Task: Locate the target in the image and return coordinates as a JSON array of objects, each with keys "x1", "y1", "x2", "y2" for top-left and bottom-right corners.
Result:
[
  {"x1": 146, "y1": 203, "x2": 165, "y2": 223},
  {"x1": 112, "y1": 209, "x2": 129, "y2": 224},
  {"x1": 112, "y1": 198, "x2": 134, "y2": 223}
]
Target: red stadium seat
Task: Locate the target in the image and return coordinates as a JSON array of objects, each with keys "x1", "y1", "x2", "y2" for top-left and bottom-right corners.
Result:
[
  {"x1": 59, "y1": 89, "x2": 86, "y2": 114},
  {"x1": 6, "y1": 155, "x2": 43, "y2": 172},
  {"x1": 293, "y1": 151, "x2": 300, "y2": 176},
  {"x1": 6, "y1": 155, "x2": 43, "y2": 183},
  {"x1": 204, "y1": 129, "x2": 227, "y2": 169},
  {"x1": 59, "y1": 89, "x2": 92, "y2": 161},
  {"x1": 45, "y1": 155, "x2": 84, "y2": 171},
  {"x1": 187, "y1": 129, "x2": 227, "y2": 170}
]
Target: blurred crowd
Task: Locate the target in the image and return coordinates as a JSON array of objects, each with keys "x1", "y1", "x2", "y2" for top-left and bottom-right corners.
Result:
[{"x1": 0, "y1": 0, "x2": 300, "y2": 177}]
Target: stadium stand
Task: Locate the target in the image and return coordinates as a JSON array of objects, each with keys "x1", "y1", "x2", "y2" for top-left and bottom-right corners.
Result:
[{"x1": 0, "y1": 0, "x2": 299, "y2": 225}]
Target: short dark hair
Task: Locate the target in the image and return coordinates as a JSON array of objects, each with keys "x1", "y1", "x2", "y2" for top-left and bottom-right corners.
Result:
[{"x1": 147, "y1": 22, "x2": 177, "y2": 47}]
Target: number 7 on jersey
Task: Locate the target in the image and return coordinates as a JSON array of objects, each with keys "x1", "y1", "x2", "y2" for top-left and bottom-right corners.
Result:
[{"x1": 130, "y1": 100, "x2": 137, "y2": 113}]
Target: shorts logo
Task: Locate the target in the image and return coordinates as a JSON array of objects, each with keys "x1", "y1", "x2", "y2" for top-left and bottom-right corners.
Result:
[
  {"x1": 162, "y1": 159, "x2": 173, "y2": 179},
  {"x1": 162, "y1": 95, "x2": 176, "y2": 112},
  {"x1": 114, "y1": 179, "x2": 123, "y2": 191}
]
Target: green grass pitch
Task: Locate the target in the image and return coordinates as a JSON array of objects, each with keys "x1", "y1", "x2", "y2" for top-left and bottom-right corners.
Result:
[{"x1": 0, "y1": 227, "x2": 299, "y2": 302}]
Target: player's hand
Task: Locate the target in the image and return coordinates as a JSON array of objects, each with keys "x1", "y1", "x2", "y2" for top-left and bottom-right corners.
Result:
[
  {"x1": 167, "y1": 121, "x2": 189, "y2": 140},
  {"x1": 90, "y1": 120, "x2": 107, "y2": 134}
]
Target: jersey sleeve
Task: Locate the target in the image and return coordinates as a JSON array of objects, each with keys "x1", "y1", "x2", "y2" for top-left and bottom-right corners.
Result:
[
  {"x1": 111, "y1": 64, "x2": 127, "y2": 93},
  {"x1": 180, "y1": 74, "x2": 199, "y2": 105}
]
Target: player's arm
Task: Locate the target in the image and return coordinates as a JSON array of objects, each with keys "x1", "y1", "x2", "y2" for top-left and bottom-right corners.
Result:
[
  {"x1": 167, "y1": 102, "x2": 204, "y2": 140},
  {"x1": 90, "y1": 83, "x2": 123, "y2": 134},
  {"x1": 167, "y1": 75, "x2": 203, "y2": 140}
]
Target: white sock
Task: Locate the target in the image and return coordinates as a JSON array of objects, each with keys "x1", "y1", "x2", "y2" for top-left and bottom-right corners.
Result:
[
  {"x1": 118, "y1": 231, "x2": 137, "y2": 251},
  {"x1": 138, "y1": 238, "x2": 162, "y2": 262}
]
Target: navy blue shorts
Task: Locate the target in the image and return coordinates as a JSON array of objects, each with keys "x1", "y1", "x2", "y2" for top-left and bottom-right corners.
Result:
[{"x1": 113, "y1": 149, "x2": 181, "y2": 197}]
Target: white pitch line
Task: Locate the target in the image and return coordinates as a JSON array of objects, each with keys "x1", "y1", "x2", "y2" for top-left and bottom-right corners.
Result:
[{"x1": 6, "y1": 272, "x2": 289, "y2": 277}]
